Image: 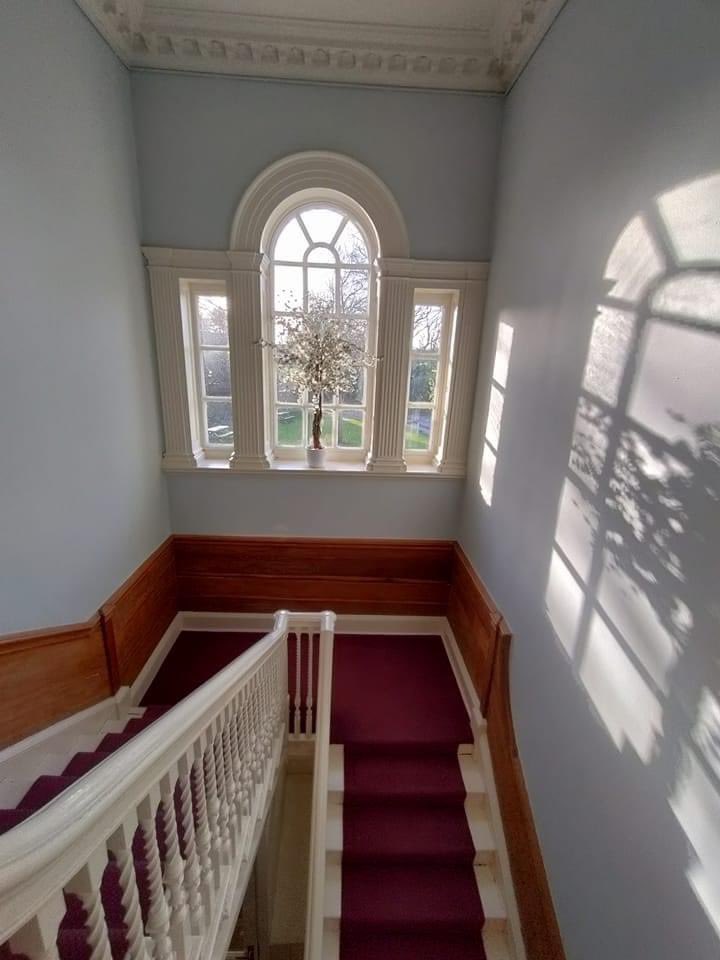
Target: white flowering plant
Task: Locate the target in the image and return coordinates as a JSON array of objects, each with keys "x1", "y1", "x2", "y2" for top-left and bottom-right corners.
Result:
[{"x1": 260, "y1": 298, "x2": 380, "y2": 450}]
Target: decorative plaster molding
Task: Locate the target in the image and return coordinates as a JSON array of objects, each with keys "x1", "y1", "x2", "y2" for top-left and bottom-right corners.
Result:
[
  {"x1": 379, "y1": 258, "x2": 490, "y2": 282},
  {"x1": 230, "y1": 151, "x2": 409, "y2": 259},
  {"x1": 74, "y1": 0, "x2": 566, "y2": 93}
]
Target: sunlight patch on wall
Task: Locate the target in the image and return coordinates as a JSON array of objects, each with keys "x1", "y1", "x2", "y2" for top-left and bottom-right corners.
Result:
[
  {"x1": 629, "y1": 320, "x2": 720, "y2": 452},
  {"x1": 604, "y1": 214, "x2": 665, "y2": 303},
  {"x1": 546, "y1": 548, "x2": 585, "y2": 658},
  {"x1": 554, "y1": 477, "x2": 598, "y2": 582},
  {"x1": 670, "y1": 747, "x2": 720, "y2": 938},
  {"x1": 582, "y1": 307, "x2": 636, "y2": 406},
  {"x1": 653, "y1": 273, "x2": 720, "y2": 325},
  {"x1": 597, "y1": 553, "x2": 678, "y2": 694},
  {"x1": 479, "y1": 320, "x2": 514, "y2": 506},
  {"x1": 658, "y1": 174, "x2": 720, "y2": 266},
  {"x1": 579, "y1": 611, "x2": 662, "y2": 762}
]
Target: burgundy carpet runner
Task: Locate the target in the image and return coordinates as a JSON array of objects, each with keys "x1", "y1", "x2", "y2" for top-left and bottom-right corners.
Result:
[
  {"x1": 0, "y1": 631, "x2": 263, "y2": 960},
  {"x1": 332, "y1": 634, "x2": 486, "y2": 960}
]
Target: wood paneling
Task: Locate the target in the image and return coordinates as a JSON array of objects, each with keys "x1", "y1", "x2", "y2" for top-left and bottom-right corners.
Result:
[
  {"x1": 174, "y1": 536, "x2": 454, "y2": 616},
  {"x1": 0, "y1": 617, "x2": 112, "y2": 749},
  {"x1": 101, "y1": 537, "x2": 178, "y2": 690},
  {"x1": 447, "y1": 543, "x2": 502, "y2": 713},
  {"x1": 486, "y1": 625, "x2": 566, "y2": 960}
]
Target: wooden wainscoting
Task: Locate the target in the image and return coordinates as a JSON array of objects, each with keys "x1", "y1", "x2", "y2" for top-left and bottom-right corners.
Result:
[
  {"x1": 487, "y1": 624, "x2": 566, "y2": 960},
  {"x1": 173, "y1": 536, "x2": 454, "y2": 616},
  {"x1": 447, "y1": 543, "x2": 502, "y2": 713},
  {"x1": 0, "y1": 617, "x2": 112, "y2": 749},
  {"x1": 101, "y1": 537, "x2": 177, "y2": 690}
]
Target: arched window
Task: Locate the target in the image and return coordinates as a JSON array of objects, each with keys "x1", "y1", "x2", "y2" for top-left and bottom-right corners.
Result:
[{"x1": 267, "y1": 202, "x2": 378, "y2": 461}]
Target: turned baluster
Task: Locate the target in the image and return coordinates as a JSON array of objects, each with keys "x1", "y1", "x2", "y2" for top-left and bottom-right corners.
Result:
[
  {"x1": 210, "y1": 721, "x2": 232, "y2": 864},
  {"x1": 64, "y1": 848, "x2": 114, "y2": 960},
  {"x1": 239, "y1": 686, "x2": 254, "y2": 818},
  {"x1": 306, "y1": 630, "x2": 315, "y2": 736},
  {"x1": 137, "y1": 790, "x2": 174, "y2": 960},
  {"x1": 107, "y1": 815, "x2": 152, "y2": 960},
  {"x1": 192, "y1": 733, "x2": 220, "y2": 893},
  {"x1": 202, "y1": 724, "x2": 224, "y2": 870},
  {"x1": 159, "y1": 769, "x2": 190, "y2": 959},
  {"x1": 293, "y1": 630, "x2": 302, "y2": 735},
  {"x1": 9, "y1": 892, "x2": 65, "y2": 960},
  {"x1": 220, "y1": 708, "x2": 240, "y2": 853},
  {"x1": 177, "y1": 752, "x2": 209, "y2": 934}
]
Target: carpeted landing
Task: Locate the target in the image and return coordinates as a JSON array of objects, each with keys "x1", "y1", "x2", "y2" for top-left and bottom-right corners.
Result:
[{"x1": 332, "y1": 634, "x2": 486, "y2": 960}]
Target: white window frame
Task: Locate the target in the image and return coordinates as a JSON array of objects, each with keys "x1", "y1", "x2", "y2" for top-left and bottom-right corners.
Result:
[
  {"x1": 186, "y1": 279, "x2": 233, "y2": 458},
  {"x1": 404, "y1": 290, "x2": 456, "y2": 465},
  {"x1": 265, "y1": 201, "x2": 379, "y2": 463}
]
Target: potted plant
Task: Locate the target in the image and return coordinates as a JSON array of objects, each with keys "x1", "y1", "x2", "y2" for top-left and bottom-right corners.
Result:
[{"x1": 260, "y1": 299, "x2": 380, "y2": 468}]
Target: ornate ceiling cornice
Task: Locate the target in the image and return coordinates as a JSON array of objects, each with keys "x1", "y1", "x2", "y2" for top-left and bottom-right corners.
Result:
[{"x1": 75, "y1": 0, "x2": 566, "y2": 93}]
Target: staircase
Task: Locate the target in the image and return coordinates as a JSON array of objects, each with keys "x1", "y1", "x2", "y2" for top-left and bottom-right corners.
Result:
[
  {"x1": 315, "y1": 634, "x2": 513, "y2": 960},
  {"x1": 0, "y1": 615, "x2": 520, "y2": 960}
]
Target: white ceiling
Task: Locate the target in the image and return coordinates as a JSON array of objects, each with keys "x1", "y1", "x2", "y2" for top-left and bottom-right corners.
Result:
[{"x1": 76, "y1": 0, "x2": 566, "y2": 92}]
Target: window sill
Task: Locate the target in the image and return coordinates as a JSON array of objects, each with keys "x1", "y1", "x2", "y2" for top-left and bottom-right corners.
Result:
[{"x1": 162, "y1": 456, "x2": 464, "y2": 479}]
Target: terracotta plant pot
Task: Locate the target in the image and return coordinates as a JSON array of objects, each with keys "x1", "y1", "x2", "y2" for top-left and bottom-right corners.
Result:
[{"x1": 306, "y1": 446, "x2": 326, "y2": 469}]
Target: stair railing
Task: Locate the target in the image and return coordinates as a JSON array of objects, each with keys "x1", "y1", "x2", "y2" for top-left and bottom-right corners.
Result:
[
  {"x1": 0, "y1": 610, "x2": 335, "y2": 960},
  {"x1": 304, "y1": 612, "x2": 336, "y2": 960}
]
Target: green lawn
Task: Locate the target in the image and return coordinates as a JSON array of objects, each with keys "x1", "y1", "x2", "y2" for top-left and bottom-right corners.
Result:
[
  {"x1": 277, "y1": 410, "x2": 364, "y2": 448},
  {"x1": 404, "y1": 428, "x2": 430, "y2": 450}
]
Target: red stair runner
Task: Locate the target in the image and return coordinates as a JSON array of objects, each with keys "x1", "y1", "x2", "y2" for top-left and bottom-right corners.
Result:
[{"x1": 331, "y1": 634, "x2": 486, "y2": 960}]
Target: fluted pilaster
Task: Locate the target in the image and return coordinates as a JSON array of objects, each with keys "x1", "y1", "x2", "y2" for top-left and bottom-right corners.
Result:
[
  {"x1": 227, "y1": 252, "x2": 271, "y2": 470},
  {"x1": 147, "y1": 266, "x2": 201, "y2": 468},
  {"x1": 435, "y1": 279, "x2": 488, "y2": 475},
  {"x1": 367, "y1": 276, "x2": 414, "y2": 472}
]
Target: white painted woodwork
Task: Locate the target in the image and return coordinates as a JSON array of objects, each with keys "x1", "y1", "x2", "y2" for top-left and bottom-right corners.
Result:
[
  {"x1": 227, "y1": 254, "x2": 272, "y2": 470},
  {"x1": 304, "y1": 615, "x2": 336, "y2": 960},
  {"x1": 367, "y1": 276, "x2": 414, "y2": 472},
  {"x1": 435, "y1": 278, "x2": 489, "y2": 475},
  {"x1": 72, "y1": 1, "x2": 567, "y2": 93},
  {"x1": 146, "y1": 265, "x2": 202, "y2": 468},
  {"x1": 0, "y1": 611, "x2": 333, "y2": 960}
]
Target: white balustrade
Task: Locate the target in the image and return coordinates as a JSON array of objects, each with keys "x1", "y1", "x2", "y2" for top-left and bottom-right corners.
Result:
[
  {"x1": 0, "y1": 610, "x2": 335, "y2": 960},
  {"x1": 304, "y1": 616, "x2": 336, "y2": 960}
]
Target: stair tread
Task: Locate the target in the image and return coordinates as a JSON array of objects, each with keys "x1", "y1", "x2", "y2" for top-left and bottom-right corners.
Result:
[
  {"x1": 341, "y1": 863, "x2": 485, "y2": 932},
  {"x1": 339, "y1": 930, "x2": 488, "y2": 960},
  {"x1": 18, "y1": 775, "x2": 77, "y2": 811},
  {"x1": 343, "y1": 801, "x2": 475, "y2": 863},
  {"x1": 62, "y1": 751, "x2": 112, "y2": 778},
  {"x1": 344, "y1": 750, "x2": 467, "y2": 803}
]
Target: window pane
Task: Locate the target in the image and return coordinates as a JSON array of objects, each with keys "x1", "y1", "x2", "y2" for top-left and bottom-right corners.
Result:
[
  {"x1": 274, "y1": 217, "x2": 308, "y2": 262},
  {"x1": 274, "y1": 265, "x2": 303, "y2": 310},
  {"x1": 412, "y1": 304, "x2": 444, "y2": 351},
  {"x1": 277, "y1": 372, "x2": 301, "y2": 403},
  {"x1": 338, "y1": 410, "x2": 364, "y2": 448},
  {"x1": 405, "y1": 408, "x2": 432, "y2": 450},
  {"x1": 277, "y1": 407, "x2": 303, "y2": 446},
  {"x1": 339, "y1": 367, "x2": 364, "y2": 404},
  {"x1": 198, "y1": 295, "x2": 228, "y2": 346},
  {"x1": 308, "y1": 267, "x2": 336, "y2": 309},
  {"x1": 300, "y1": 208, "x2": 343, "y2": 244},
  {"x1": 307, "y1": 409, "x2": 334, "y2": 447},
  {"x1": 307, "y1": 245, "x2": 336, "y2": 264},
  {"x1": 203, "y1": 350, "x2": 231, "y2": 397},
  {"x1": 341, "y1": 270, "x2": 369, "y2": 314},
  {"x1": 336, "y1": 220, "x2": 368, "y2": 264},
  {"x1": 206, "y1": 400, "x2": 233, "y2": 445},
  {"x1": 409, "y1": 358, "x2": 438, "y2": 403}
]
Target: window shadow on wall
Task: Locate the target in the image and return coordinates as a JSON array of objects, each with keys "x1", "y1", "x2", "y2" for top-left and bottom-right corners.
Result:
[{"x1": 544, "y1": 173, "x2": 720, "y2": 943}]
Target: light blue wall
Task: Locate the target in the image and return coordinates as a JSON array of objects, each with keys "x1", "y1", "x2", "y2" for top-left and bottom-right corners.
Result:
[
  {"x1": 460, "y1": 1, "x2": 720, "y2": 957},
  {"x1": 168, "y1": 473, "x2": 463, "y2": 540},
  {"x1": 0, "y1": 0, "x2": 170, "y2": 633},
  {"x1": 131, "y1": 71, "x2": 502, "y2": 260},
  {"x1": 131, "y1": 70, "x2": 501, "y2": 539}
]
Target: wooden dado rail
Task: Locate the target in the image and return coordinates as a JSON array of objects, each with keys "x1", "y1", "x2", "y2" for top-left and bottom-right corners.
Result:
[{"x1": 0, "y1": 535, "x2": 564, "y2": 960}]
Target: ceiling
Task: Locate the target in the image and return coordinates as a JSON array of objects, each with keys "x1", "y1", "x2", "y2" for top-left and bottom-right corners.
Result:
[{"x1": 75, "y1": 0, "x2": 566, "y2": 93}]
